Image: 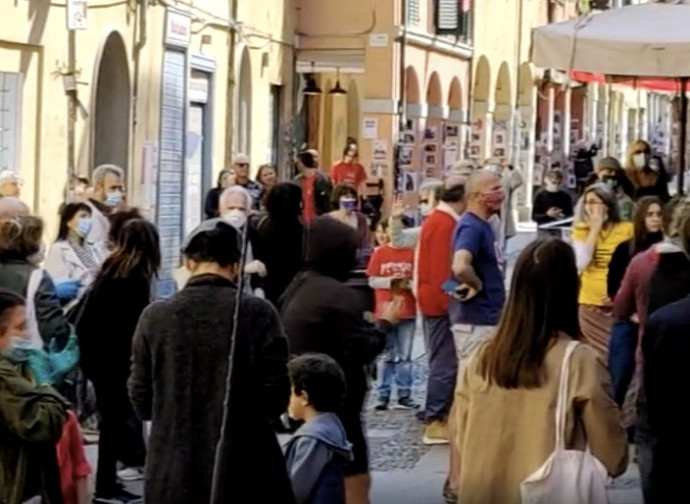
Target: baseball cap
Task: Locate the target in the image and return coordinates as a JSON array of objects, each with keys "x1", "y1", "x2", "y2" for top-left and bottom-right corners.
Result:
[{"x1": 234, "y1": 154, "x2": 250, "y2": 165}]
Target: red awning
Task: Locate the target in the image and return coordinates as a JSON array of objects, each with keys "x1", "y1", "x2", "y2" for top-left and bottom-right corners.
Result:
[{"x1": 570, "y1": 71, "x2": 690, "y2": 92}]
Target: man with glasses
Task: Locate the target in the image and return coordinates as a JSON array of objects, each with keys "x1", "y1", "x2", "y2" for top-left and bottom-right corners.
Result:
[{"x1": 232, "y1": 154, "x2": 263, "y2": 210}]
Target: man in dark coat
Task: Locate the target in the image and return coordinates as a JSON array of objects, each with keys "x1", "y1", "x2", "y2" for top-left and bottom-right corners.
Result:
[
  {"x1": 280, "y1": 216, "x2": 400, "y2": 504},
  {"x1": 128, "y1": 219, "x2": 295, "y2": 504}
]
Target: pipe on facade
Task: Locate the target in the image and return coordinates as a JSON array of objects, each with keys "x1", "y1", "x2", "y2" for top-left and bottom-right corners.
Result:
[
  {"x1": 130, "y1": 0, "x2": 148, "y2": 175},
  {"x1": 395, "y1": 0, "x2": 407, "y2": 193},
  {"x1": 66, "y1": 29, "x2": 76, "y2": 201},
  {"x1": 511, "y1": 0, "x2": 525, "y2": 166},
  {"x1": 224, "y1": 0, "x2": 239, "y2": 166}
]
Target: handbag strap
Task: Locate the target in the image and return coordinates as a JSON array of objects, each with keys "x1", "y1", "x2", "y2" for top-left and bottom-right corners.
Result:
[
  {"x1": 25, "y1": 268, "x2": 44, "y2": 349},
  {"x1": 554, "y1": 340, "x2": 580, "y2": 450}
]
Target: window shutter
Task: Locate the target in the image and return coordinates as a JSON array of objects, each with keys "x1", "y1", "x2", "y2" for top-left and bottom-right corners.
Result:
[
  {"x1": 436, "y1": 0, "x2": 459, "y2": 34},
  {"x1": 407, "y1": 0, "x2": 420, "y2": 25},
  {"x1": 0, "y1": 73, "x2": 21, "y2": 172}
]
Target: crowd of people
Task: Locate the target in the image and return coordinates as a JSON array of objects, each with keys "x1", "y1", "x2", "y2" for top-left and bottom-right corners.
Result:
[{"x1": 0, "y1": 135, "x2": 685, "y2": 504}]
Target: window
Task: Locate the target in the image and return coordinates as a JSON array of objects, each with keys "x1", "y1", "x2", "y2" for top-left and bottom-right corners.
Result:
[
  {"x1": 434, "y1": 0, "x2": 473, "y2": 42},
  {"x1": 407, "y1": 0, "x2": 420, "y2": 25},
  {"x1": 0, "y1": 72, "x2": 21, "y2": 172},
  {"x1": 269, "y1": 85, "x2": 283, "y2": 167}
]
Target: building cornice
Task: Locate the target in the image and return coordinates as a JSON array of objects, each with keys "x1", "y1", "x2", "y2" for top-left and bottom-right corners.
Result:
[{"x1": 395, "y1": 26, "x2": 473, "y2": 60}]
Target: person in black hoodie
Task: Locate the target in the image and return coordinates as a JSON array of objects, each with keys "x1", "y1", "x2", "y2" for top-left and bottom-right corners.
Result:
[
  {"x1": 256, "y1": 182, "x2": 305, "y2": 306},
  {"x1": 281, "y1": 216, "x2": 401, "y2": 504}
]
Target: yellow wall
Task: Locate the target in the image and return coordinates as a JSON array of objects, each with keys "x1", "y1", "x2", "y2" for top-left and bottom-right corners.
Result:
[
  {"x1": 233, "y1": 0, "x2": 297, "y2": 178},
  {"x1": 0, "y1": 0, "x2": 232, "y2": 233}
]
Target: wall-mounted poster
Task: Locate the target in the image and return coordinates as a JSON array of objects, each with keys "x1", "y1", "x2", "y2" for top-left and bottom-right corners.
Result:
[
  {"x1": 362, "y1": 117, "x2": 378, "y2": 139},
  {"x1": 424, "y1": 126, "x2": 438, "y2": 141},
  {"x1": 373, "y1": 140, "x2": 388, "y2": 160},
  {"x1": 399, "y1": 146, "x2": 413, "y2": 168}
]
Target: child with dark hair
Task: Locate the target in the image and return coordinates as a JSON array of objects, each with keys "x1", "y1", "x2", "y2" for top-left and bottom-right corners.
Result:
[{"x1": 285, "y1": 354, "x2": 353, "y2": 504}]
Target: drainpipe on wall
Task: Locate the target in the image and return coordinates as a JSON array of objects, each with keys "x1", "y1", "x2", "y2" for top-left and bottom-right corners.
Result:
[
  {"x1": 511, "y1": 0, "x2": 524, "y2": 167},
  {"x1": 130, "y1": 0, "x2": 148, "y2": 175},
  {"x1": 224, "y1": 0, "x2": 239, "y2": 167},
  {"x1": 395, "y1": 0, "x2": 407, "y2": 193},
  {"x1": 65, "y1": 29, "x2": 77, "y2": 202}
]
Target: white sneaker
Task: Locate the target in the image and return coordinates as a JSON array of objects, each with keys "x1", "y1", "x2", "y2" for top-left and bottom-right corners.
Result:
[{"x1": 116, "y1": 467, "x2": 144, "y2": 482}]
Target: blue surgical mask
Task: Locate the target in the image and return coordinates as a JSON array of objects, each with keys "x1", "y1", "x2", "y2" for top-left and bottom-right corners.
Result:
[
  {"x1": 105, "y1": 190, "x2": 123, "y2": 207},
  {"x1": 76, "y1": 217, "x2": 92, "y2": 237},
  {"x1": 340, "y1": 198, "x2": 357, "y2": 212},
  {"x1": 1, "y1": 336, "x2": 31, "y2": 360},
  {"x1": 420, "y1": 203, "x2": 431, "y2": 217}
]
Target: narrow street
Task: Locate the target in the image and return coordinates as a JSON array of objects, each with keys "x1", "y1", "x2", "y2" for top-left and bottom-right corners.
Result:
[{"x1": 83, "y1": 231, "x2": 641, "y2": 503}]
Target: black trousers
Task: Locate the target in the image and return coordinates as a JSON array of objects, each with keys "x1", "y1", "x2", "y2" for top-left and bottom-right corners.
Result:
[{"x1": 92, "y1": 376, "x2": 146, "y2": 494}]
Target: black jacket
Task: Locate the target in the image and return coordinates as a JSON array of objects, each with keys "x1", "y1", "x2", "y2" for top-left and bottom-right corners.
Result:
[
  {"x1": 641, "y1": 295, "x2": 690, "y2": 502},
  {"x1": 294, "y1": 172, "x2": 333, "y2": 216},
  {"x1": 281, "y1": 217, "x2": 388, "y2": 416},
  {"x1": 128, "y1": 274, "x2": 294, "y2": 504}
]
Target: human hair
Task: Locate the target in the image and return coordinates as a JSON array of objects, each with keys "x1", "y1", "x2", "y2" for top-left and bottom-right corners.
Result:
[
  {"x1": 288, "y1": 353, "x2": 346, "y2": 413},
  {"x1": 256, "y1": 164, "x2": 275, "y2": 183},
  {"x1": 662, "y1": 195, "x2": 684, "y2": 236},
  {"x1": 92, "y1": 164, "x2": 124, "y2": 187},
  {"x1": 419, "y1": 178, "x2": 443, "y2": 195},
  {"x1": 631, "y1": 196, "x2": 663, "y2": 254},
  {"x1": 0, "y1": 216, "x2": 44, "y2": 262},
  {"x1": 57, "y1": 203, "x2": 92, "y2": 241},
  {"x1": 216, "y1": 169, "x2": 233, "y2": 188},
  {"x1": 220, "y1": 185, "x2": 253, "y2": 211},
  {"x1": 440, "y1": 181, "x2": 465, "y2": 203},
  {"x1": 297, "y1": 151, "x2": 317, "y2": 169},
  {"x1": 76, "y1": 176, "x2": 90, "y2": 186},
  {"x1": 265, "y1": 182, "x2": 302, "y2": 220},
  {"x1": 331, "y1": 184, "x2": 358, "y2": 209},
  {"x1": 0, "y1": 289, "x2": 25, "y2": 328},
  {"x1": 377, "y1": 219, "x2": 389, "y2": 232},
  {"x1": 183, "y1": 221, "x2": 241, "y2": 267},
  {"x1": 577, "y1": 183, "x2": 621, "y2": 226},
  {"x1": 100, "y1": 219, "x2": 160, "y2": 281},
  {"x1": 478, "y1": 238, "x2": 580, "y2": 389},
  {"x1": 343, "y1": 144, "x2": 357, "y2": 157},
  {"x1": 108, "y1": 208, "x2": 143, "y2": 245},
  {"x1": 546, "y1": 169, "x2": 563, "y2": 182}
]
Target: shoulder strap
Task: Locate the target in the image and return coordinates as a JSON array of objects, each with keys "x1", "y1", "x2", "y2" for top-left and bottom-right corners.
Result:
[
  {"x1": 554, "y1": 340, "x2": 579, "y2": 450},
  {"x1": 25, "y1": 268, "x2": 44, "y2": 349}
]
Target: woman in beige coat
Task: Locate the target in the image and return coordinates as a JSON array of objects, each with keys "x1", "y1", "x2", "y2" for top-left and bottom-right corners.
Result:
[{"x1": 454, "y1": 238, "x2": 628, "y2": 504}]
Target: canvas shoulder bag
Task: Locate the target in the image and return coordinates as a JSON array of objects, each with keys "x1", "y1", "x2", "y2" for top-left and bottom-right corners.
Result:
[{"x1": 520, "y1": 340, "x2": 610, "y2": 504}]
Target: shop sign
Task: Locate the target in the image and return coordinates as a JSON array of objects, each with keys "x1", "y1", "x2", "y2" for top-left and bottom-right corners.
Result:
[
  {"x1": 165, "y1": 10, "x2": 192, "y2": 48},
  {"x1": 66, "y1": 0, "x2": 88, "y2": 30},
  {"x1": 189, "y1": 75, "x2": 209, "y2": 103}
]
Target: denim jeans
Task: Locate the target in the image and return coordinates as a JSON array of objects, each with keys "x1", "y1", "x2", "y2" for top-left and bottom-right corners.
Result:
[
  {"x1": 377, "y1": 319, "x2": 416, "y2": 401},
  {"x1": 608, "y1": 319, "x2": 639, "y2": 406},
  {"x1": 422, "y1": 316, "x2": 457, "y2": 421}
]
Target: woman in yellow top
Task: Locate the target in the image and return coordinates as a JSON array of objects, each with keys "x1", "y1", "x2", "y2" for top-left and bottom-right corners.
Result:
[{"x1": 572, "y1": 183, "x2": 634, "y2": 360}]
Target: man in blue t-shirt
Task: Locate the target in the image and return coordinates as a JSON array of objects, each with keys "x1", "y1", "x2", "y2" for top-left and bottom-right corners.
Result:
[{"x1": 449, "y1": 169, "x2": 506, "y2": 355}]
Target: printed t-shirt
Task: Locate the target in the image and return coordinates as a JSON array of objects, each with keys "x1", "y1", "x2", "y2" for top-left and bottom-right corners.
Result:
[
  {"x1": 303, "y1": 174, "x2": 317, "y2": 225},
  {"x1": 331, "y1": 161, "x2": 367, "y2": 189},
  {"x1": 572, "y1": 221, "x2": 634, "y2": 306},
  {"x1": 366, "y1": 244, "x2": 416, "y2": 320}
]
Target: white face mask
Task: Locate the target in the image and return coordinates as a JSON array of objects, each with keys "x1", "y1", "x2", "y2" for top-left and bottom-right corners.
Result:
[
  {"x1": 222, "y1": 209, "x2": 247, "y2": 229},
  {"x1": 105, "y1": 190, "x2": 124, "y2": 207},
  {"x1": 419, "y1": 203, "x2": 431, "y2": 217},
  {"x1": 633, "y1": 153, "x2": 647, "y2": 169},
  {"x1": 545, "y1": 182, "x2": 559, "y2": 193}
]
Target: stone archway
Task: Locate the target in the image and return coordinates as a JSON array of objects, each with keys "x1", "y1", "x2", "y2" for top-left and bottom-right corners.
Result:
[
  {"x1": 92, "y1": 31, "x2": 131, "y2": 173},
  {"x1": 426, "y1": 72, "x2": 443, "y2": 107},
  {"x1": 448, "y1": 77, "x2": 463, "y2": 111},
  {"x1": 236, "y1": 47, "x2": 252, "y2": 157}
]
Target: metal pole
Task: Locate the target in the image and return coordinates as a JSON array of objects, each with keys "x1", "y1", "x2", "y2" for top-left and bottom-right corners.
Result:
[
  {"x1": 66, "y1": 29, "x2": 76, "y2": 200},
  {"x1": 678, "y1": 77, "x2": 688, "y2": 195},
  {"x1": 224, "y1": 0, "x2": 239, "y2": 167}
]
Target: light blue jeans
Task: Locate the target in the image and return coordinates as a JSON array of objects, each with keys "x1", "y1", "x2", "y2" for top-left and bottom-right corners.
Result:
[{"x1": 377, "y1": 319, "x2": 416, "y2": 402}]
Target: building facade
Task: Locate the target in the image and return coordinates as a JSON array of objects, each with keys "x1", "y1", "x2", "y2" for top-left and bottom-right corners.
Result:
[{"x1": 295, "y1": 0, "x2": 472, "y2": 206}]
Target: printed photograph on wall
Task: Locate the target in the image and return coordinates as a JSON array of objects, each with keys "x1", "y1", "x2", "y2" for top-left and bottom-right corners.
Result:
[
  {"x1": 425, "y1": 154, "x2": 437, "y2": 166},
  {"x1": 444, "y1": 124, "x2": 459, "y2": 139},
  {"x1": 373, "y1": 140, "x2": 388, "y2": 160},
  {"x1": 424, "y1": 144, "x2": 437, "y2": 153},
  {"x1": 399, "y1": 146, "x2": 413, "y2": 167},
  {"x1": 424, "y1": 127, "x2": 438, "y2": 141}
]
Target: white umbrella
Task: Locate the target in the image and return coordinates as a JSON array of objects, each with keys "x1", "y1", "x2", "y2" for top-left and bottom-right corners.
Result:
[{"x1": 531, "y1": 0, "x2": 690, "y2": 78}]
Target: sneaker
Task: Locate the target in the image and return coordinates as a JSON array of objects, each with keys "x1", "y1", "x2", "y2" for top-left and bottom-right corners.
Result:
[
  {"x1": 93, "y1": 488, "x2": 142, "y2": 504},
  {"x1": 416, "y1": 409, "x2": 427, "y2": 422},
  {"x1": 374, "y1": 399, "x2": 389, "y2": 411},
  {"x1": 395, "y1": 397, "x2": 419, "y2": 410},
  {"x1": 423, "y1": 420, "x2": 450, "y2": 445},
  {"x1": 116, "y1": 467, "x2": 144, "y2": 482}
]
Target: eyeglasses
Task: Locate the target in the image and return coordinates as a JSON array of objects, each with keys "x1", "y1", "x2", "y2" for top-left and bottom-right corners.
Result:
[{"x1": 236, "y1": 163, "x2": 249, "y2": 168}]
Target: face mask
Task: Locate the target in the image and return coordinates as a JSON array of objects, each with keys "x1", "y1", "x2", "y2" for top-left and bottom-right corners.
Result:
[
  {"x1": 105, "y1": 190, "x2": 123, "y2": 207},
  {"x1": 340, "y1": 198, "x2": 357, "y2": 213},
  {"x1": 545, "y1": 183, "x2": 559, "y2": 193},
  {"x1": 28, "y1": 242, "x2": 46, "y2": 265},
  {"x1": 602, "y1": 176, "x2": 618, "y2": 189},
  {"x1": 482, "y1": 190, "x2": 505, "y2": 211},
  {"x1": 420, "y1": 202, "x2": 431, "y2": 216},
  {"x1": 223, "y1": 209, "x2": 247, "y2": 229},
  {"x1": 633, "y1": 153, "x2": 647, "y2": 170},
  {"x1": 76, "y1": 217, "x2": 92, "y2": 237},
  {"x1": 1, "y1": 335, "x2": 31, "y2": 358}
]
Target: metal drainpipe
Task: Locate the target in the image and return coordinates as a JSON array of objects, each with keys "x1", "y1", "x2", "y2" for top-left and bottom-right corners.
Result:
[
  {"x1": 66, "y1": 29, "x2": 76, "y2": 202},
  {"x1": 224, "y1": 0, "x2": 239, "y2": 166},
  {"x1": 511, "y1": 0, "x2": 524, "y2": 167},
  {"x1": 395, "y1": 0, "x2": 407, "y2": 194},
  {"x1": 130, "y1": 0, "x2": 148, "y2": 187}
]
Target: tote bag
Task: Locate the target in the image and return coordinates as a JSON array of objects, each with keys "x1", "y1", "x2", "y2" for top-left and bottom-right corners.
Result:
[{"x1": 520, "y1": 341, "x2": 610, "y2": 504}]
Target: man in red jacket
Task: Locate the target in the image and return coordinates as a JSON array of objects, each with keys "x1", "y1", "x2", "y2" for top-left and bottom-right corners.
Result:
[{"x1": 416, "y1": 176, "x2": 467, "y2": 445}]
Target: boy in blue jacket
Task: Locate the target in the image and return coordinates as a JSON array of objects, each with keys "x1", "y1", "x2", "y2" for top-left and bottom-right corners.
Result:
[{"x1": 285, "y1": 354, "x2": 353, "y2": 504}]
